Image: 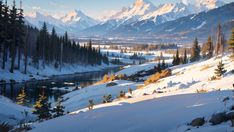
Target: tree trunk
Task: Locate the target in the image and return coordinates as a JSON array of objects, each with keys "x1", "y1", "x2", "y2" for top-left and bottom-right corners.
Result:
[
  {"x1": 24, "y1": 28, "x2": 29, "y2": 74},
  {"x1": 17, "y1": 47, "x2": 21, "y2": 69},
  {"x1": 10, "y1": 31, "x2": 16, "y2": 73},
  {"x1": 2, "y1": 44, "x2": 6, "y2": 69}
]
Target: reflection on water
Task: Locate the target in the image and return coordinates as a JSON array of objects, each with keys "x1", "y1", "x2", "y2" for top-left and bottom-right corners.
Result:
[{"x1": 0, "y1": 67, "x2": 120, "y2": 107}]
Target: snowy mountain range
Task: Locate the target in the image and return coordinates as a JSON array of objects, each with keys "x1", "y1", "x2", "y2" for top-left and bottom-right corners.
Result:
[{"x1": 25, "y1": 0, "x2": 230, "y2": 40}]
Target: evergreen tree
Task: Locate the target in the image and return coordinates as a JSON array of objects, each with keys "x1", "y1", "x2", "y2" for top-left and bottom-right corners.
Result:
[
  {"x1": 215, "y1": 24, "x2": 225, "y2": 56},
  {"x1": 16, "y1": 0, "x2": 25, "y2": 70},
  {"x1": 16, "y1": 88, "x2": 28, "y2": 105},
  {"x1": 173, "y1": 49, "x2": 180, "y2": 65},
  {"x1": 53, "y1": 98, "x2": 65, "y2": 118},
  {"x1": 214, "y1": 61, "x2": 226, "y2": 77},
  {"x1": 228, "y1": 28, "x2": 234, "y2": 56},
  {"x1": 1, "y1": 0, "x2": 10, "y2": 70},
  {"x1": 0, "y1": 0, "x2": 3, "y2": 58},
  {"x1": 9, "y1": 0, "x2": 18, "y2": 73},
  {"x1": 162, "y1": 58, "x2": 166, "y2": 69},
  {"x1": 157, "y1": 60, "x2": 162, "y2": 73},
  {"x1": 202, "y1": 36, "x2": 213, "y2": 59},
  {"x1": 190, "y1": 38, "x2": 200, "y2": 62},
  {"x1": 33, "y1": 92, "x2": 52, "y2": 120},
  {"x1": 183, "y1": 49, "x2": 188, "y2": 64}
]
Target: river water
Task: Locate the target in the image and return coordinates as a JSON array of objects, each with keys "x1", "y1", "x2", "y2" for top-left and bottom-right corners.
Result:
[{"x1": 0, "y1": 67, "x2": 120, "y2": 107}]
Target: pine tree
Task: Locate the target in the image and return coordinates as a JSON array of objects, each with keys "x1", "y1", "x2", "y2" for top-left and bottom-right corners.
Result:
[
  {"x1": 183, "y1": 49, "x2": 188, "y2": 64},
  {"x1": 215, "y1": 24, "x2": 225, "y2": 56},
  {"x1": 173, "y1": 49, "x2": 180, "y2": 66},
  {"x1": 16, "y1": 0, "x2": 25, "y2": 70},
  {"x1": 162, "y1": 58, "x2": 166, "y2": 69},
  {"x1": 202, "y1": 36, "x2": 213, "y2": 59},
  {"x1": 53, "y1": 98, "x2": 65, "y2": 118},
  {"x1": 157, "y1": 60, "x2": 162, "y2": 73},
  {"x1": 16, "y1": 88, "x2": 28, "y2": 105},
  {"x1": 1, "y1": 0, "x2": 10, "y2": 70},
  {"x1": 9, "y1": 0, "x2": 17, "y2": 73},
  {"x1": 0, "y1": 0, "x2": 3, "y2": 58},
  {"x1": 33, "y1": 92, "x2": 52, "y2": 120},
  {"x1": 228, "y1": 28, "x2": 234, "y2": 56},
  {"x1": 214, "y1": 61, "x2": 227, "y2": 77},
  {"x1": 190, "y1": 38, "x2": 200, "y2": 62}
]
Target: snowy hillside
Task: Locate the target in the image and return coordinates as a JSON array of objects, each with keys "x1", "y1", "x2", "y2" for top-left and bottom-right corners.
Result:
[
  {"x1": 0, "y1": 96, "x2": 36, "y2": 126},
  {"x1": 28, "y1": 53, "x2": 234, "y2": 132}
]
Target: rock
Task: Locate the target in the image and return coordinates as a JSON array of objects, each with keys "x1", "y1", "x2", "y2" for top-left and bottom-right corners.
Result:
[
  {"x1": 106, "y1": 82, "x2": 118, "y2": 87},
  {"x1": 190, "y1": 117, "x2": 205, "y2": 127},
  {"x1": 209, "y1": 113, "x2": 227, "y2": 125},
  {"x1": 223, "y1": 97, "x2": 230, "y2": 102},
  {"x1": 226, "y1": 112, "x2": 234, "y2": 127},
  {"x1": 226, "y1": 112, "x2": 234, "y2": 120}
]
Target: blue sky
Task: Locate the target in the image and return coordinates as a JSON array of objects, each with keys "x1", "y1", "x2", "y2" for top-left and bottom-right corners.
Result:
[{"x1": 19, "y1": 0, "x2": 232, "y2": 19}]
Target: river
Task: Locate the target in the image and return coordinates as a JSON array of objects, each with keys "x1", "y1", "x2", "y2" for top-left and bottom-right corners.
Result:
[{"x1": 0, "y1": 67, "x2": 120, "y2": 107}]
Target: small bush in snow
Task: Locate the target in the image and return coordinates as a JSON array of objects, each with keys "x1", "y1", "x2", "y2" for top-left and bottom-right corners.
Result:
[
  {"x1": 88, "y1": 100, "x2": 94, "y2": 110},
  {"x1": 118, "y1": 91, "x2": 125, "y2": 98},
  {"x1": 103, "y1": 94, "x2": 113, "y2": 103},
  {"x1": 0, "y1": 122, "x2": 11, "y2": 132},
  {"x1": 209, "y1": 76, "x2": 217, "y2": 81},
  {"x1": 128, "y1": 88, "x2": 132, "y2": 95},
  {"x1": 196, "y1": 89, "x2": 208, "y2": 93}
]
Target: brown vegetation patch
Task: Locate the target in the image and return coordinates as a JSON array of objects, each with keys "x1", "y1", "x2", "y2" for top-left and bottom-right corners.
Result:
[{"x1": 144, "y1": 69, "x2": 172, "y2": 85}]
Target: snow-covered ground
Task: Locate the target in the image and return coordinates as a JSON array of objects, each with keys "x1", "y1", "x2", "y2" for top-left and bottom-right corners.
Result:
[
  {"x1": 62, "y1": 80, "x2": 141, "y2": 112},
  {"x1": 116, "y1": 58, "x2": 172, "y2": 76},
  {"x1": 30, "y1": 91, "x2": 234, "y2": 132},
  {"x1": 28, "y1": 54, "x2": 234, "y2": 132},
  {"x1": 0, "y1": 96, "x2": 36, "y2": 126}
]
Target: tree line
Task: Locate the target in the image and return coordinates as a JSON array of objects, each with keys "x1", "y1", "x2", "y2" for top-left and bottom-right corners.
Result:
[
  {"x1": 32, "y1": 23, "x2": 109, "y2": 70},
  {"x1": 0, "y1": 0, "x2": 109, "y2": 74},
  {"x1": 172, "y1": 24, "x2": 234, "y2": 66}
]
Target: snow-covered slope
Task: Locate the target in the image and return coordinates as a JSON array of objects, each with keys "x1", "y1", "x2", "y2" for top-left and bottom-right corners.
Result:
[
  {"x1": 0, "y1": 96, "x2": 36, "y2": 126},
  {"x1": 29, "y1": 91, "x2": 234, "y2": 132},
  {"x1": 62, "y1": 80, "x2": 141, "y2": 112},
  {"x1": 29, "y1": 53, "x2": 234, "y2": 132}
]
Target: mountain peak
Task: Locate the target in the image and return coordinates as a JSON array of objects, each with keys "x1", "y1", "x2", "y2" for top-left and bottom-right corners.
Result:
[
  {"x1": 61, "y1": 10, "x2": 87, "y2": 23},
  {"x1": 196, "y1": 0, "x2": 225, "y2": 10}
]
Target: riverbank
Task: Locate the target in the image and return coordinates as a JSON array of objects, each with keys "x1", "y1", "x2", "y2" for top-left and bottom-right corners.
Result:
[{"x1": 0, "y1": 61, "x2": 120, "y2": 84}]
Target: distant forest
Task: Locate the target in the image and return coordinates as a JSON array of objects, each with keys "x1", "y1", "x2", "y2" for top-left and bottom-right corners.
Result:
[{"x1": 0, "y1": 0, "x2": 109, "y2": 74}]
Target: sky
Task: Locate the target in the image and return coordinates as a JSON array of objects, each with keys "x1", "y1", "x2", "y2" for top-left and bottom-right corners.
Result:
[{"x1": 16, "y1": 0, "x2": 233, "y2": 19}]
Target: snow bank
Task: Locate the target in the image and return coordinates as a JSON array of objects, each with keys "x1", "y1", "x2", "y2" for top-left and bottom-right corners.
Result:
[{"x1": 0, "y1": 96, "x2": 36, "y2": 126}]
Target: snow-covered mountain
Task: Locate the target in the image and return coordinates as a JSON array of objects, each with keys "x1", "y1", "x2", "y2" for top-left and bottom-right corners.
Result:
[
  {"x1": 196, "y1": 0, "x2": 225, "y2": 11},
  {"x1": 25, "y1": 10, "x2": 99, "y2": 34},
  {"x1": 108, "y1": 2, "x2": 234, "y2": 43},
  {"x1": 25, "y1": 0, "x2": 228, "y2": 38},
  {"x1": 83, "y1": 0, "x2": 227, "y2": 36},
  {"x1": 107, "y1": 0, "x2": 156, "y2": 24},
  {"x1": 60, "y1": 10, "x2": 99, "y2": 30}
]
